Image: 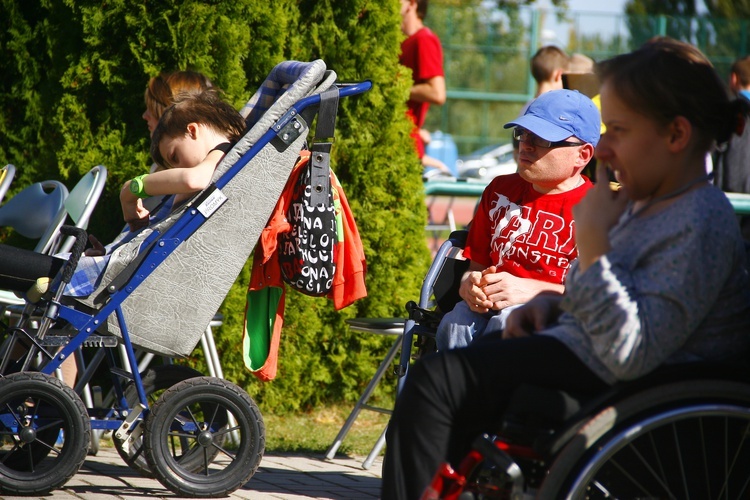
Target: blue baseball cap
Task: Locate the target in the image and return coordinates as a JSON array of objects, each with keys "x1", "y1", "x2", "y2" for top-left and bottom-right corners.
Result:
[{"x1": 504, "y1": 89, "x2": 601, "y2": 146}]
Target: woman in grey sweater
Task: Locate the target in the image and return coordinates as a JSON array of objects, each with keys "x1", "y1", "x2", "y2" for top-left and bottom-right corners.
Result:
[{"x1": 382, "y1": 37, "x2": 750, "y2": 500}]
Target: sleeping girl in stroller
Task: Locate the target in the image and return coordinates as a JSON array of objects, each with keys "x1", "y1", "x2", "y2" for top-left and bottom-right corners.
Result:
[{"x1": 0, "y1": 89, "x2": 244, "y2": 301}]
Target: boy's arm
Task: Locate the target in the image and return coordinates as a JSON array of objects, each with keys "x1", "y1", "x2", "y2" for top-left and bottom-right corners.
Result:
[{"x1": 410, "y1": 75, "x2": 446, "y2": 105}]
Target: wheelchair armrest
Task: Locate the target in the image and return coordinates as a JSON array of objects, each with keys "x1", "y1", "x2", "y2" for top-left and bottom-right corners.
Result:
[
  {"x1": 405, "y1": 301, "x2": 443, "y2": 330},
  {"x1": 448, "y1": 229, "x2": 468, "y2": 247}
]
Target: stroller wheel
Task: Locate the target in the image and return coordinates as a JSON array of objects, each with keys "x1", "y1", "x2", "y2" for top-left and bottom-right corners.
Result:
[
  {"x1": 143, "y1": 376, "x2": 265, "y2": 497},
  {"x1": 113, "y1": 364, "x2": 207, "y2": 478},
  {"x1": 0, "y1": 372, "x2": 91, "y2": 495}
]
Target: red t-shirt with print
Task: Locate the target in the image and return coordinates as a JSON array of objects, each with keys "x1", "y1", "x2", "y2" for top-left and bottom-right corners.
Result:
[{"x1": 464, "y1": 173, "x2": 592, "y2": 284}]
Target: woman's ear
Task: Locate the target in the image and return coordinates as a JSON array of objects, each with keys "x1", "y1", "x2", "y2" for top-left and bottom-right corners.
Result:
[
  {"x1": 730, "y1": 72, "x2": 740, "y2": 94},
  {"x1": 666, "y1": 116, "x2": 692, "y2": 153}
]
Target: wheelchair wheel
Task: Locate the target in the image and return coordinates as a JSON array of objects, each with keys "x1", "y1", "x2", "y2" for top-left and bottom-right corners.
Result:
[
  {"x1": 113, "y1": 364, "x2": 206, "y2": 478},
  {"x1": 538, "y1": 379, "x2": 750, "y2": 499},
  {"x1": 143, "y1": 376, "x2": 265, "y2": 497},
  {"x1": 0, "y1": 372, "x2": 91, "y2": 495}
]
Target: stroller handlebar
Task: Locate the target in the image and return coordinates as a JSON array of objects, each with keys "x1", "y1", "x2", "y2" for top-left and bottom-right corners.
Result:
[{"x1": 60, "y1": 225, "x2": 88, "y2": 284}]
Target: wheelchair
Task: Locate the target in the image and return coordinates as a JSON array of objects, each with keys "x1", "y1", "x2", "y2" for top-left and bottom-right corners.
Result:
[
  {"x1": 421, "y1": 365, "x2": 750, "y2": 499},
  {"x1": 399, "y1": 232, "x2": 750, "y2": 499},
  {"x1": 0, "y1": 60, "x2": 372, "y2": 497}
]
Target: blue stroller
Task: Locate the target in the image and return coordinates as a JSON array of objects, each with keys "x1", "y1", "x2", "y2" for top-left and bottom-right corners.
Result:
[{"x1": 0, "y1": 60, "x2": 371, "y2": 497}]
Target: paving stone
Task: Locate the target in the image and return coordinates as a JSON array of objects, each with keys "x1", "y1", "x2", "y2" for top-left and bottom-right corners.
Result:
[{"x1": 0, "y1": 446, "x2": 382, "y2": 500}]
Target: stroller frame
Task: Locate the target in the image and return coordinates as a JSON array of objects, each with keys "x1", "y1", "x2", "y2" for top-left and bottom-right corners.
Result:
[{"x1": 0, "y1": 63, "x2": 371, "y2": 497}]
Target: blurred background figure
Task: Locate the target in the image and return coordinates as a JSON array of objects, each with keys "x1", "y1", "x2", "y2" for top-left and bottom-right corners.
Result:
[
  {"x1": 714, "y1": 55, "x2": 750, "y2": 238},
  {"x1": 529, "y1": 45, "x2": 569, "y2": 98},
  {"x1": 399, "y1": 0, "x2": 447, "y2": 176},
  {"x1": 567, "y1": 52, "x2": 595, "y2": 74}
]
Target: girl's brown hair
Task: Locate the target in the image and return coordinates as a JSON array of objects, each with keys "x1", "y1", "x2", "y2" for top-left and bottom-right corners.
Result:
[{"x1": 150, "y1": 89, "x2": 245, "y2": 169}]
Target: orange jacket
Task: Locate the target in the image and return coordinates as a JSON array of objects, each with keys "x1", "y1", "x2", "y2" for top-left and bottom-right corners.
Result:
[{"x1": 243, "y1": 152, "x2": 367, "y2": 381}]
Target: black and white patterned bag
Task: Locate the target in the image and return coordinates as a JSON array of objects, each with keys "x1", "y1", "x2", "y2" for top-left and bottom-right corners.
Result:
[
  {"x1": 279, "y1": 152, "x2": 337, "y2": 296},
  {"x1": 278, "y1": 88, "x2": 340, "y2": 296}
]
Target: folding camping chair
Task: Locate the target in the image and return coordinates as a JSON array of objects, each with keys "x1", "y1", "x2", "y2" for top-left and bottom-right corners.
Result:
[
  {"x1": 325, "y1": 317, "x2": 405, "y2": 469},
  {"x1": 326, "y1": 230, "x2": 469, "y2": 469}
]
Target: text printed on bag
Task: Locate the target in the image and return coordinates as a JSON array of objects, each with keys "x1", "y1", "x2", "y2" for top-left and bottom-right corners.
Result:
[{"x1": 279, "y1": 172, "x2": 337, "y2": 296}]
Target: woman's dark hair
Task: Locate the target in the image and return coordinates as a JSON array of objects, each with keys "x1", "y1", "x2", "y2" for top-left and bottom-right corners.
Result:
[
  {"x1": 150, "y1": 89, "x2": 245, "y2": 168},
  {"x1": 597, "y1": 36, "x2": 747, "y2": 152}
]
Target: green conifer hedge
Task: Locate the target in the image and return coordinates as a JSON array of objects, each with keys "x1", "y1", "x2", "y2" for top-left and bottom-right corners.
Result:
[{"x1": 0, "y1": 0, "x2": 431, "y2": 412}]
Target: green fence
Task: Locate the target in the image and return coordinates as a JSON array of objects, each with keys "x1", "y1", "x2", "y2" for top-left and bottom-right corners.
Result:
[{"x1": 424, "y1": 5, "x2": 750, "y2": 155}]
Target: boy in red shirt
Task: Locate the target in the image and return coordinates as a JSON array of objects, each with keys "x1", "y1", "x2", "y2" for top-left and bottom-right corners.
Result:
[{"x1": 399, "y1": 0, "x2": 445, "y2": 159}]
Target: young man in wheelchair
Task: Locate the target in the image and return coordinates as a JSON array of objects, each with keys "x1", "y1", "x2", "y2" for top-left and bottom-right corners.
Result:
[
  {"x1": 435, "y1": 89, "x2": 598, "y2": 350},
  {"x1": 382, "y1": 38, "x2": 750, "y2": 499}
]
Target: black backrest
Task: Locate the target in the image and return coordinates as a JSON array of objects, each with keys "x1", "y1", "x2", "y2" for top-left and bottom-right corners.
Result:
[{"x1": 433, "y1": 230, "x2": 469, "y2": 314}]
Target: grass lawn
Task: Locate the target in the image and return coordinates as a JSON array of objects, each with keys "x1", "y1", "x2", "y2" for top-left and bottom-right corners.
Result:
[
  {"x1": 92, "y1": 403, "x2": 391, "y2": 460},
  {"x1": 263, "y1": 403, "x2": 392, "y2": 458}
]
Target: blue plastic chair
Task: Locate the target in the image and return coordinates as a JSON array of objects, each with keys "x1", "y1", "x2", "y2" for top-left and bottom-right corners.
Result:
[
  {"x1": 55, "y1": 165, "x2": 108, "y2": 254},
  {"x1": 0, "y1": 180, "x2": 69, "y2": 251},
  {"x1": 0, "y1": 165, "x2": 107, "y2": 306},
  {"x1": 0, "y1": 179, "x2": 68, "y2": 308}
]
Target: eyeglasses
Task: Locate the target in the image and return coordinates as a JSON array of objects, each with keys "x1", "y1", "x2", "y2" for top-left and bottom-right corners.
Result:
[{"x1": 513, "y1": 128, "x2": 586, "y2": 149}]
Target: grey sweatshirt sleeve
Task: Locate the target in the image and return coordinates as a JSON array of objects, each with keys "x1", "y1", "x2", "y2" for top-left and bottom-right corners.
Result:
[{"x1": 549, "y1": 188, "x2": 743, "y2": 381}]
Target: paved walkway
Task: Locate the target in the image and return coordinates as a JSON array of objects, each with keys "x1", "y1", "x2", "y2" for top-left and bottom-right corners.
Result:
[{"x1": 1, "y1": 446, "x2": 383, "y2": 500}]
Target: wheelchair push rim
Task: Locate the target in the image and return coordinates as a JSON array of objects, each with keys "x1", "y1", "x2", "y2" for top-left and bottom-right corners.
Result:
[
  {"x1": 539, "y1": 379, "x2": 750, "y2": 500},
  {"x1": 563, "y1": 404, "x2": 750, "y2": 499}
]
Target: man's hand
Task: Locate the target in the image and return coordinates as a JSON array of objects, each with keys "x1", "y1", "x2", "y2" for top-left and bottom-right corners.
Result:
[
  {"x1": 459, "y1": 268, "x2": 494, "y2": 313},
  {"x1": 479, "y1": 266, "x2": 564, "y2": 311},
  {"x1": 460, "y1": 263, "x2": 564, "y2": 314},
  {"x1": 503, "y1": 293, "x2": 563, "y2": 339}
]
